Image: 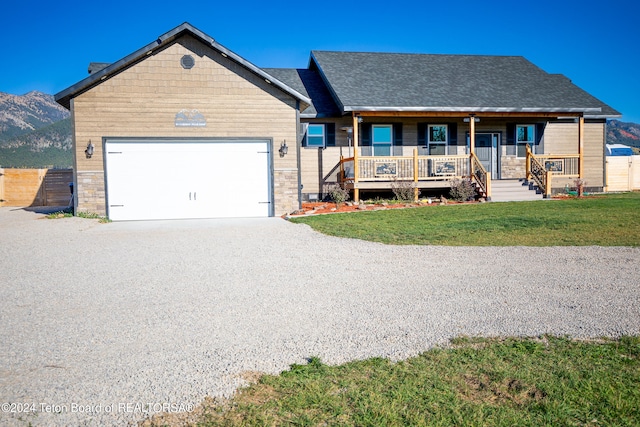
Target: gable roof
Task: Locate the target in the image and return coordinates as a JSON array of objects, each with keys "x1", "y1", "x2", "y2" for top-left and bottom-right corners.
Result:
[
  {"x1": 55, "y1": 23, "x2": 311, "y2": 109},
  {"x1": 262, "y1": 68, "x2": 341, "y2": 118},
  {"x1": 309, "y1": 51, "x2": 620, "y2": 118}
]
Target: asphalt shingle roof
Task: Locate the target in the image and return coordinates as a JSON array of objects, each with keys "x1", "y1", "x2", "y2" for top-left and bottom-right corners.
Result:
[
  {"x1": 263, "y1": 68, "x2": 341, "y2": 118},
  {"x1": 309, "y1": 51, "x2": 620, "y2": 117}
]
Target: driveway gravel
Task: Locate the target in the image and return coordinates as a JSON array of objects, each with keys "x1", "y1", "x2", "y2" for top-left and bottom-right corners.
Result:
[{"x1": 0, "y1": 207, "x2": 639, "y2": 426}]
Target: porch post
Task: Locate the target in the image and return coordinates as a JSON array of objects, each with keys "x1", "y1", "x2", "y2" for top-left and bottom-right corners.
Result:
[
  {"x1": 578, "y1": 115, "x2": 584, "y2": 179},
  {"x1": 469, "y1": 114, "x2": 476, "y2": 178},
  {"x1": 469, "y1": 114, "x2": 476, "y2": 156},
  {"x1": 413, "y1": 148, "x2": 419, "y2": 201},
  {"x1": 352, "y1": 113, "x2": 360, "y2": 202}
]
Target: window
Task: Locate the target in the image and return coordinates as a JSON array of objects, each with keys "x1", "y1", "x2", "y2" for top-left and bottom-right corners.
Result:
[
  {"x1": 516, "y1": 125, "x2": 535, "y2": 158},
  {"x1": 306, "y1": 124, "x2": 325, "y2": 148},
  {"x1": 428, "y1": 125, "x2": 447, "y2": 155},
  {"x1": 372, "y1": 125, "x2": 392, "y2": 156}
]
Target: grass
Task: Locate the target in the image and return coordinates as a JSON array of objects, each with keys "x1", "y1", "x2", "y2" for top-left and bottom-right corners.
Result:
[
  {"x1": 152, "y1": 336, "x2": 640, "y2": 426},
  {"x1": 46, "y1": 208, "x2": 111, "y2": 223},
  {"x1": 290, "y1": 192, "x2": 640, "y2": 246}
]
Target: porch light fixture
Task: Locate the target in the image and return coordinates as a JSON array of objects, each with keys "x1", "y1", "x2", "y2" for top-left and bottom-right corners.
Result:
[
  {"x1": 463, "y1": 117, "x2": 480, "y2": 123},
  {"x1": 279, "y1": 140, "x2": 288, "y2": 157},
  {"x1": 85, "y1": 140, "x2": 94, "y2": 159}
]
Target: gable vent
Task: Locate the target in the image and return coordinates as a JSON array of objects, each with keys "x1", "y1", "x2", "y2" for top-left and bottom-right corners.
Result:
[{"x1": 181, "y1": 55, "x2": 195, "y2": 69}]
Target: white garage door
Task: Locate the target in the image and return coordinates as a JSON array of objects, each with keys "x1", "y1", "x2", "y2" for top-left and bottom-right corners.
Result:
[{"x1": 105, "y1": 139, "x2": 271, "y2": 221}]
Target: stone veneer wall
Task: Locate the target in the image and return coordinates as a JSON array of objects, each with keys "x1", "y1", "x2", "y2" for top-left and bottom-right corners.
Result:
[
  {"x1": 76, "y1": 171, "x2": 106, "y2": 215},
  {"x1": 273, "y1": 169, "x2": 299, "y2": 215},
  {"x1": 500, "y1": 154, "x2": 526, "y2": 179}
]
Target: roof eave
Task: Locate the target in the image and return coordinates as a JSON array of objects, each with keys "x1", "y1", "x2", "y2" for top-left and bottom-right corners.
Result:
[
  {"x1": 344, "y1": 106, "x2": 604, "y2": 114},
  {"x1": 55, "y1": 22, "x2": 310, "y2": 109}
]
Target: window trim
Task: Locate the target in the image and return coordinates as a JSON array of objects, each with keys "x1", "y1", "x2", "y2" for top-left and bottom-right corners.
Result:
[
  {"x1": 306, "y1": 124, "x2": 325, "y2": 148},
  {"x1": 372, "y1": 124, "x2": 393, "y2": 156},
  {"x1": 516, "y1": 124, "x2": 535, "y2": 158},
  {"x1": 428, "y1": 124, "x2": 448, "y2": 155}
]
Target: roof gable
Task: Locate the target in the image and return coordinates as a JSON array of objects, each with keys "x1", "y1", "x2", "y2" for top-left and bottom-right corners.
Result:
[
  {"x1": 310, "y1": 51, "x2": 620, "y2": 117},
  {"x1": 55, "y1": 23, "x2": 310, "y2": 109},
  {"x1": 262, "y1": 68, "x2": 341, "y2": 118}
]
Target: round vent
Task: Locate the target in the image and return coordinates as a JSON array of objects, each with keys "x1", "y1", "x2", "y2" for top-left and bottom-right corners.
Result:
[{"x1": 180, "y1": 55, "x2": 195, "y2": 69}]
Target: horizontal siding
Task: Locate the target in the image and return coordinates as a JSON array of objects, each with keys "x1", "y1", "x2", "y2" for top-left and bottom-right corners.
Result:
[
  {"x1": 543, "y1": 122, "x2": 579, "y2": 154},
  {"x1": 583, "y1": 122, "x2": 604, "y2": 187}
]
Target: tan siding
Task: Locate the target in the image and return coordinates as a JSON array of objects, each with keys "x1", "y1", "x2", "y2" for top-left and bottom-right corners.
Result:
[
  {"x1": 583, "y1": 122, "x2": 604, "y2": 188},
  {"x1": 543, "y1": 122, "x2": 579, "y2": 154},
  {"x1": 72, "y1": 35, "x2": 300, "y2": 215}
]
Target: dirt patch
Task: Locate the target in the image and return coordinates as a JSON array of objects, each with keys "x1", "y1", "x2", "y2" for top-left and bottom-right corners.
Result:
[{"x1": 459, "y1": 373, "x2": 546, "y2": 406}]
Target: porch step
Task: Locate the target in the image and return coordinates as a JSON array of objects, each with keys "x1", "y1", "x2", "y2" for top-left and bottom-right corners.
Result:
[{"x1": 489, "y1": 179, "x2": 545, "y2": 202}]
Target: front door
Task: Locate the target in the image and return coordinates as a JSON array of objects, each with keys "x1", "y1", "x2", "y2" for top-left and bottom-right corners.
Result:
[{"x1": 475, "y1": 133, "x2": 500, "y2": 179}]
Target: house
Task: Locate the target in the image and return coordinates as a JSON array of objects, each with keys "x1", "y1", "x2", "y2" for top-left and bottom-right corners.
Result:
[{"x1": 55, "y1": 23, "x2": 620, "y2": 220}]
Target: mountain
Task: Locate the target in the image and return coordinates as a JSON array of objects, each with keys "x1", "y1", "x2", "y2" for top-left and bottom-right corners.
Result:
[
  {"x1": 0, "y1": 91, "x2": 72, "y2": 168},
  {"x1": 0, "y1": 91, "x2": 70, "y2": 140},
  {"x1": 607, "y1": 120, "x2": 640, "y2": 149},
  {"x1": 0, "y1": 91, "x2": 639, "y2": 169}
]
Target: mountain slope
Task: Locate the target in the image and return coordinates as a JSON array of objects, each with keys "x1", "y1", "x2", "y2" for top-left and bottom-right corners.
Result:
[
  {"x1": 0, "y1": 92, "x2": 72, "y2": 168},
  {"x1": 0, "y1": 91, "x2": 70, "y2": 141},
  {"x1": 607, "y1": 120, "x2": 640, "y2": 149}
]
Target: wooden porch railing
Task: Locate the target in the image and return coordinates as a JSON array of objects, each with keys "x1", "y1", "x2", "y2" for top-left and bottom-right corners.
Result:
[
  {"x1": 525, "y1": 145, "x2": 580, "y2": 198},
  {"x1": 470, "y1": 153, "x2": 491, "y2": 199},
  {"x1": 340, "y1": 152, "x2": 470, "y2": 183}
]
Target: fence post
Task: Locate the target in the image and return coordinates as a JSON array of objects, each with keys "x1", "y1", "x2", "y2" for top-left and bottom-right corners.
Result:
[
  {"x1": 525, "y1": 145, "x2": 531, "y2": 182},
  {"x1": 0, "y1": 168, "x2": 4, "y2": 206},
  {"x1": 545, "y1": 170, "x2": 552, "y2": 198}
]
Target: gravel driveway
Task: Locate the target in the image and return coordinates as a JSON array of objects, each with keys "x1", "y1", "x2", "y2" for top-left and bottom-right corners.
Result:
[{"x1": 1, "y1": 207, "x2": 639, "y2": 426}]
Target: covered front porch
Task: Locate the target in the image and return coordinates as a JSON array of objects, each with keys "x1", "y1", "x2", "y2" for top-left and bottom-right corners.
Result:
[{"x1": 337, "y1": 112, "x2": 587, "y2": 201}]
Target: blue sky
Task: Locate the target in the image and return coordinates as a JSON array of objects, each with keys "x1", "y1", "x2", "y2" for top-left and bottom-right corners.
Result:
[{"x1": 3, "y1": 0, "x2": 639, "y2": 123}]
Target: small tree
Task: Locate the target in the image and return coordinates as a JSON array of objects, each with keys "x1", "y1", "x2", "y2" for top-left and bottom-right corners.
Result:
[
  {"x1": 390, "y1": 178, "x2": 419, "y2": 202},
  {"x1": 449, "y1": 178, "x2": 477, "y2": 202},
  {"x1": 573, "y1": 178, "x2": 587, "y2": 198}
]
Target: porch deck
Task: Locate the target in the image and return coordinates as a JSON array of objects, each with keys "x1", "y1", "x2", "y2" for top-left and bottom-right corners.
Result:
[{"x1": 338, "y1": 149, "x2": 580, "y2": 200}]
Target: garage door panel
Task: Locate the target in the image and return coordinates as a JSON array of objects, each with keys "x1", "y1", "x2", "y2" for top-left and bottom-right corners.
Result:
[{"x1": 105, "y1": 140, "x2": 271, "y2": 220}]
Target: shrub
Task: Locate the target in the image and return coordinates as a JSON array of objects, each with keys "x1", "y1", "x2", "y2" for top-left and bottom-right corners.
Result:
[
  {"x1": 449, "y1": 178, "x2": 477, "y2": 202},
  {"x1": 573, "y1": 178, "x2": 587, "y2": 198},
  {"x1": 326, "y1": 184, "x2": 350, "y2": 206},
  {"x1": 390, "y1": 178, "x2": 419, "y2": 202}
]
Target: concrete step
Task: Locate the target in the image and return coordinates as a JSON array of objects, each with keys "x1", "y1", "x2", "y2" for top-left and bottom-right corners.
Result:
[{"x1": 489, "y1": 179, "x2": 545, "y2": 202}]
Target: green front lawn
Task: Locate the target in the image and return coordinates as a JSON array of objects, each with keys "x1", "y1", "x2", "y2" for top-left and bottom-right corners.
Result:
[
  {"x1": 290, "y1": 192, "x2": 640, "y2": 246},
  {"x1": 171, "y1": 336, "x2": 640, "y2": 427}
]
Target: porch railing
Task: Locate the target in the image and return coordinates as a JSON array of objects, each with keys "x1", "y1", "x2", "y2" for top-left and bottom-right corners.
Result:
[
  {"x1": 525, "y1": 145, "x2": 580, "y2": 197},
  {"x1": 340, "y1": 152, "x2": 470, "y2": 183},
  {"x1": 470, "y1": 153, "x2": 491, "y2": 199}
]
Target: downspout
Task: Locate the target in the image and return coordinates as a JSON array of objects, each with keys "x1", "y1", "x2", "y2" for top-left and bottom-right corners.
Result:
[
  {"x1": 296, "y1": 101, "x2": 302, "y2": 210},
  {"x1": 70, "y1": 98, "x2": 78, "y2": 216}
]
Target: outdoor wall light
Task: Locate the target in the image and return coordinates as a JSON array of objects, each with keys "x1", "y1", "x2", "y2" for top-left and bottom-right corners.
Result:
[
  {"x1": 85, "y1": 140, "x2": 94, "y2": 159},
  {"x1": 279, "y1": 140, "x2": 288, "y2": 157}
]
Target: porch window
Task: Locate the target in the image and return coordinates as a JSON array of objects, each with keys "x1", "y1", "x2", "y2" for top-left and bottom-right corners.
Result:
[
  {"x1": 516, "y1": 124, "x2": 535, "y2": 157},
  {"x1": 306, "y1": 124, "x2": 325, "y2": 148},
  {"x1": 428, "y1": 125, "x2": 447, "y2": 155},
  {"x1": 372, "y1": 125, "x2": 392, "y2": 156}
]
